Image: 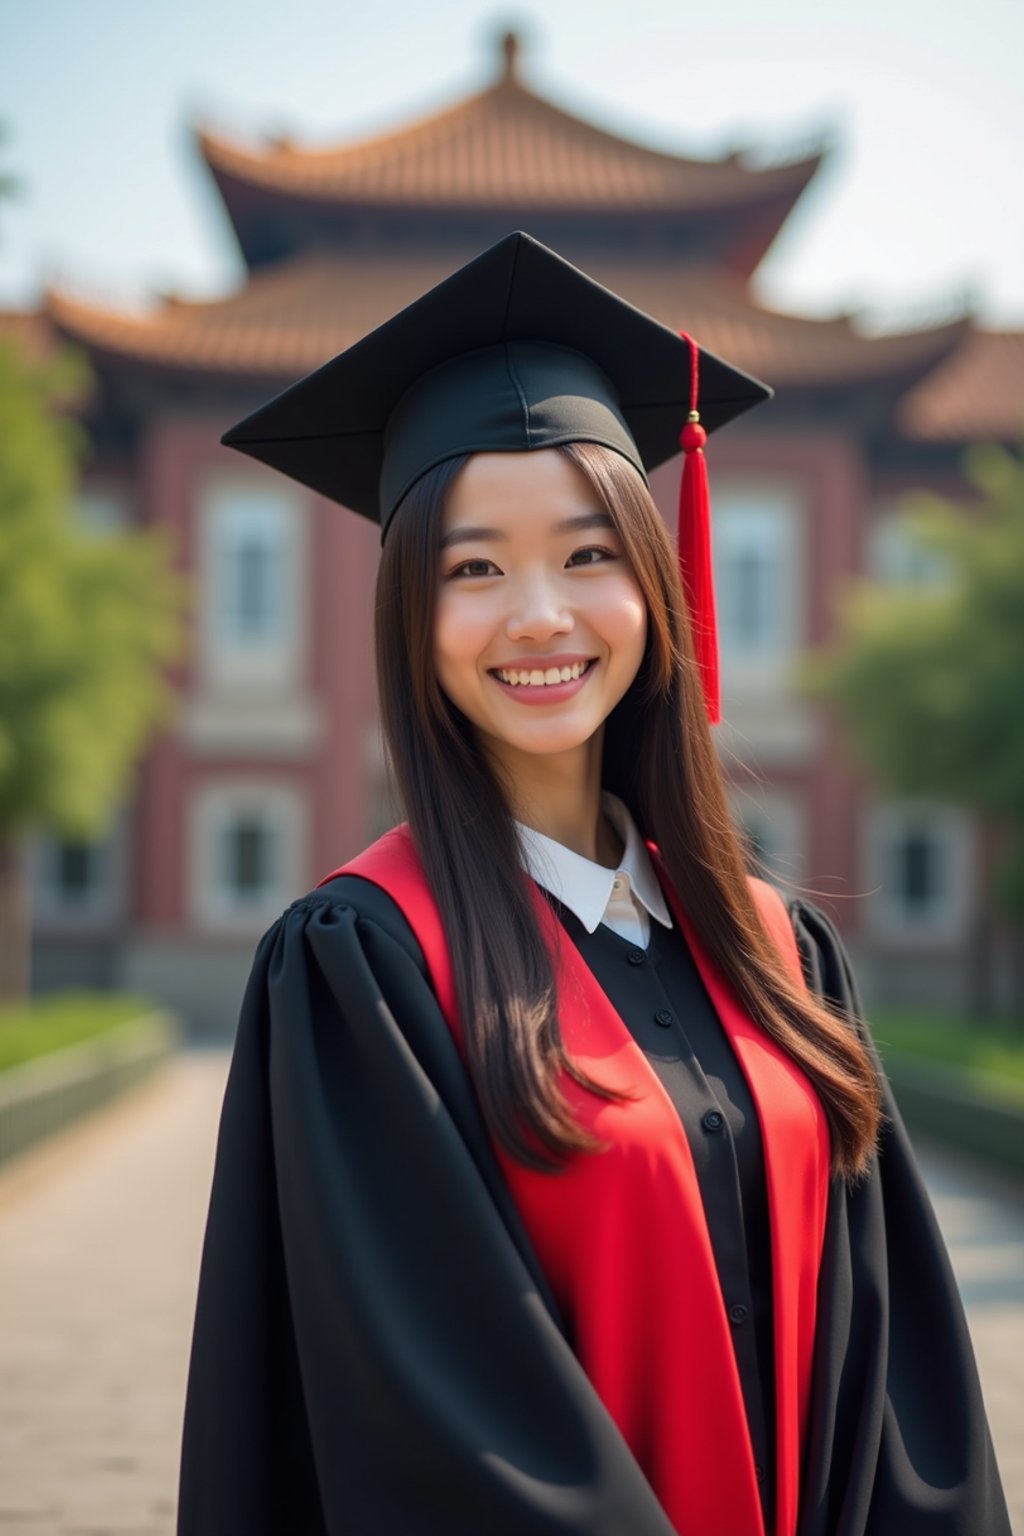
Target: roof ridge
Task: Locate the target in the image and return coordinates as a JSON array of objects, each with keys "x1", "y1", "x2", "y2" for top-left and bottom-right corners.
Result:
[{"x1": 197, "y1": 69, "x2": 824, "y2": 185}]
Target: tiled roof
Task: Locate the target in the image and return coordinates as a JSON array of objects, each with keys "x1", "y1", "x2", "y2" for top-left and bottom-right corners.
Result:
[
  {"x1": 44, "y1": 250, "x2": 968, "y2": 393},
  {"x1": 588, "y1": 261, "x2": 967, "y2": 389},
  {"x1": 0, "y1": 308, "x2": 54, "y2": 362},
  {"x1": 197, "y1": 41, "x2": 821, "y2": 216},
  {"x1": 899, "y1": 329, "x2": 1024, "y2": 441}
]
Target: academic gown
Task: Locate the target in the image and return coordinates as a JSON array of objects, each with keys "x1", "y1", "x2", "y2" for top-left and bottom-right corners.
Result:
[{"x1": 177, "y1": 855, "x2": 1011, "y2": 1536}]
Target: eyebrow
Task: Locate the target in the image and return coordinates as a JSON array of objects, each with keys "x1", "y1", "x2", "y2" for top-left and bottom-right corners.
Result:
[{"x1": 439, "y1": 510, "x2": 615, "y2": 551}]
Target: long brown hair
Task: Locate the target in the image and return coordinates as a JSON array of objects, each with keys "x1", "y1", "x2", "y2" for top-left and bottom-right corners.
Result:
[{"x1": 374, "y1": 441, "x2": 881, "y2": 1181}]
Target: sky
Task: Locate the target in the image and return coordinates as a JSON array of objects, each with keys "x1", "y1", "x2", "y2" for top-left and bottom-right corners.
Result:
[{"x1": 1, "y1": 0, "x2": 1022, "y2": 334}]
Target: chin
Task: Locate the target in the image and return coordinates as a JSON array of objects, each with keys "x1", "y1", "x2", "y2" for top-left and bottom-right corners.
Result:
[
  {"x1": 516, "y1": 736, "x2": 591, "y2": 758},
  {"x1": 484, "y1": 718, "x2": 600, "y2": 758}
]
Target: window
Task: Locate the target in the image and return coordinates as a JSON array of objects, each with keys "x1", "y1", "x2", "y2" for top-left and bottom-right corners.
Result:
[
  {"x1": 867, "y1": 801, "x2": 972, "y2": 940},
  {"x1": 221, "y1": 518, "x2": 282, "y2": 644},
  {"x1": 713, "y1": 489, "x2": 802, "y2": 677},
  {"x1": 32, "y1": 823, "x2": 125, "y2": 926},
  {"x1": 729, "y1": 790, "x2": 805, "y2": 883},
  {"x1": 54, "y1": 840, "x2": 97, "y2": 901},
  {"x1": 190, "y1": 781, "x2": 306, "y2": 929},
  {"x1": 199, "y1": 477, "x2": 307, "y2": 689},
  {"x1": 890, "y1": 824, "x2": 942, "y2": 916},
  {"x1": 219, "y1": 812, "x2": 277, "y2": 904},
  {"x1": 736, "y1": 808, "x2": 776, "y2": 871}
]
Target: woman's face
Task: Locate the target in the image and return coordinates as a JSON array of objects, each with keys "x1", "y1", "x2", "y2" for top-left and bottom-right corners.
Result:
[{"x1": 434, "y1": 448, "x2": 648, "y2": 777}]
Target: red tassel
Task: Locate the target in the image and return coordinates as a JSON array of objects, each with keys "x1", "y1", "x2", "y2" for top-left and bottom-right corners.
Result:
[{"x1": 678, "y1": 333, "x2": 720, "y2": 725}]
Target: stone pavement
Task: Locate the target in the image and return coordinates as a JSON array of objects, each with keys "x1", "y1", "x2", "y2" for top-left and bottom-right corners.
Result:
[
  {"x1": 0, "y1": 1052, "x2": 229, "y2": 1536},
  {"x1": 914, "y1": 1139, "x2": 1024, "y2": 1535},
  {"x1": 0, "y1": 1050, "x2": 1021, "y2": 1535}
]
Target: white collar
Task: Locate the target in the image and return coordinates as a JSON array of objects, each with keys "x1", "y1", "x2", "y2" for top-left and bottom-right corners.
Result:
[{"x1": 514, "y1": 792, "x2": 673, "y2": 935}]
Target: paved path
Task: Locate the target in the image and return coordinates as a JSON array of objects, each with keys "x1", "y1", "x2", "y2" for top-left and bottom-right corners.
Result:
[
  {"x1": 0, "y1": 1052, "x2": 228, "y2": 1536},
  {"x1": 914, "y1": 1139, "x2": 1024, "y2": 1535},
  {"x1": 0, "y1": 1052, "x2": 1021, "y2": 1534}
]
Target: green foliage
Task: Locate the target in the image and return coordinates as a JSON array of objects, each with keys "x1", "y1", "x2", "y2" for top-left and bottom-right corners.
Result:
[
  {"x1": 807, "y1": 442, "x2": 1024, "y2": 917},
  {"x1": 870, "y1": 1007, "x2": 1024, "y2": 1098},
  {"x1": 0, "y1": 991, "x2": 156, "y2": 1071},
  {"x1": 0, "y1": 337, "x2": 184, "y2": 837}
]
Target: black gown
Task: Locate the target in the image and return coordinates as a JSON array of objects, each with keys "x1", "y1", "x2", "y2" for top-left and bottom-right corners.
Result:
[{"x1": 177, "y1": 877, "x2": 1011, "y2": 1536}]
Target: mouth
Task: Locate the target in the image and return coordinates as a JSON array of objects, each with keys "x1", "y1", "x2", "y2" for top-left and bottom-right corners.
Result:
[{"x1": 489, "y1": 658, "x2": 597, "y2": 689}]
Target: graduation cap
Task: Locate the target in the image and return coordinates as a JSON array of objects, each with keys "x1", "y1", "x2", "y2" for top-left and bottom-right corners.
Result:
[{"x1": 221, "y1": 231, "x2": 772, "y2": 721}]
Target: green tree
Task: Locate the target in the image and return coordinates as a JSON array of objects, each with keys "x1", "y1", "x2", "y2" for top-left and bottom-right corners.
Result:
[
  {"x1": 808, "y1": 443, "x2": 1024, "y2": 1017},
  {"x1": 0, "y1": 336, "x2": 183, "y2": 999}
]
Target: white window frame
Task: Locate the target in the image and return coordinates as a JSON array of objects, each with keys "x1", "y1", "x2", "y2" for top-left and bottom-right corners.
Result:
[
  {"x1": 189, "y1": 779, "x2": 307, "y2": 932},
  {"x1": 865, "y1": 799, "x2": 973, "y2": 944},
  {"x1": 728, "y1": 787, "x2": 807, "y2": 884},
  {"x1": 712, "y1": 482, "x2": 805, "y2": 689},
  {"x1": 197, "y1": 473, "x2": 308, "y2": 691},
  {"x1": 32, "y1": 816, "x2": 127, "y2": 929}
]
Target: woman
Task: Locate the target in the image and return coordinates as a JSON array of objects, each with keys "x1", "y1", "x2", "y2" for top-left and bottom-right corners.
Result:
[{"x1": 178, "y1": 234, "x2": 1010, "y2": 1535}]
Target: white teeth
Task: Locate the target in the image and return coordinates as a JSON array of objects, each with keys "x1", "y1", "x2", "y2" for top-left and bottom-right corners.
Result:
[{"x1": 495, "y1": 661, "x2": 592, "y2": 687}]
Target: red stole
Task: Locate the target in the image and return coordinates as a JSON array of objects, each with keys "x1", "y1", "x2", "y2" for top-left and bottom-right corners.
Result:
[{"x1": 325, "y1": 826, "x2": 830, "y2": 1536}]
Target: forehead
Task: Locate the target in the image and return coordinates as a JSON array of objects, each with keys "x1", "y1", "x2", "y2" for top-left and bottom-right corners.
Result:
[{"x1": 444, "y1": 449, "x2": 599, "y2": 525}]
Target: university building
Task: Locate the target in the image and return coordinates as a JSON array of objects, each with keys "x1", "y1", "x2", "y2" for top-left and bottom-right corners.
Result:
[{"x1": 5, "y1": 34, "x2": 1021, "y2": 1033}]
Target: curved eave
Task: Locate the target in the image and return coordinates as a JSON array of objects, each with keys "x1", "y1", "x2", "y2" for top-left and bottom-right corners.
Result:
[
  {"x1": 203, "y1": 158, "x2": 825, "y2": 225},
  {"x1": 194, "y1": 70, "x2": 826, "y2": 226},
  {"x1": 45, "y1": 292, "x2": 316, "y2": 386},
  {"x1": 200, "y1": 127, "x2": 822, "y2": 209},
  {"x1": 898, "y1": 329, "x2": 1024, "y2": 442},
  {"x1": 0, "y1": 308, "x2": 58, "y2": 363},
  {"x1": 584, "y1": 262, "x2": 972, "y2": 392},
  {"x1": 204, "y1": 150, "x2": 824, "y2": 279},
  {"x1": 44, "y1": 258, "x2": 974, "y2": 406},
  {"x1": 781, "y1": 322, "x2": 971, "y2": 401}
]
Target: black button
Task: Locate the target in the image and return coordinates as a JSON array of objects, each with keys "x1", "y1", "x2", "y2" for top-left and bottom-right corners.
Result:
[
  {"x1": 626, "y1": 947, "x2": 646, "y2": 966},
  {"x1": 654, "y1": 1008, "x2": 673, "y2": 1027},
  {"x1": 702, "y1": 1109, "x2": 724, "y2": 1132},
  {"x1": 728, "y1": 1303, "x2": 749, "y2": 1325},
  {"x1": 755, "y1": 1462, "x2": 765, "y2": 1484}
]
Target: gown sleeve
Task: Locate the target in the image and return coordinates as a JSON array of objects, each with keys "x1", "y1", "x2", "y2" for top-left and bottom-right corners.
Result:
[
  {"x1": 176, "y1": 881, "x2": 678, "y2": 1536},
  {"x1": 788, "y1": 898, "x2": 1012, "y2": 1536}
]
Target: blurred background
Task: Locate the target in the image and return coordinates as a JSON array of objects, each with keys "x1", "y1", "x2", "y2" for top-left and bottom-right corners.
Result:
[{"x1": 1, "y1": 1, "x2": 1022, "y2": 1531}]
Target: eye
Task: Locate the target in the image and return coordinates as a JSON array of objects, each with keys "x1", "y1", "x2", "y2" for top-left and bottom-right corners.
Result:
[
  {"x1": 566, "y1": 544, "x2": 617, "y2": 567},
  {"x1": 446, "y1": 557, "x2": 501, "y2": 579}
]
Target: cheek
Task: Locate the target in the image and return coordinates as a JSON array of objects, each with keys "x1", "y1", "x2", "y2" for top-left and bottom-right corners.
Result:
[
  {"x1": 432, "y1": 595, "x2": 460, "y2": 690},
  {"x1": 433, "y1": 592, "x2": 489, "y2": 696},
  {"x1": 605, "y1": 580, "x2": 649, "y2": 669}
]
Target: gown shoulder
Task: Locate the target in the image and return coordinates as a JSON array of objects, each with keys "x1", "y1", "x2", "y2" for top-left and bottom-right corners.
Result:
[
  {"x1": 783, "y1": 895, "x2": 869, "y2": 1038},
  {"x1": 178, "y1": 870, "x2": 679, "y2": 1536},
  {"x1": 285, "y1": 871, "x2": 431, "y2": 968}
]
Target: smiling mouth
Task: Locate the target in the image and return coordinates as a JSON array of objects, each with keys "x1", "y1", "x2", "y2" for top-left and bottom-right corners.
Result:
[{"x1": 490, "y1": 659, "x2": 596, "y2": 688}]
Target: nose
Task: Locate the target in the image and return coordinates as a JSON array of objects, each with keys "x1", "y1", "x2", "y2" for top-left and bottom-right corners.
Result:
[{"x1": 505, "y1": 569, "x2": 574, "y2": 642}]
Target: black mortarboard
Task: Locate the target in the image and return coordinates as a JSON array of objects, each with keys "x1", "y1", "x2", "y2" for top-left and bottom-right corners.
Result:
[
  {"x1": 221, "y1": 231, "x2": 769, "y2": 530},
  {"x1": 221, "y1": 231, "x2": 773, "y2": 719}
]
